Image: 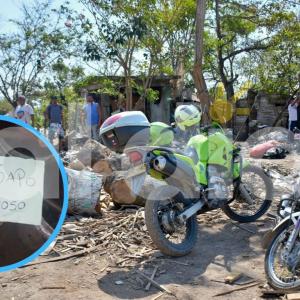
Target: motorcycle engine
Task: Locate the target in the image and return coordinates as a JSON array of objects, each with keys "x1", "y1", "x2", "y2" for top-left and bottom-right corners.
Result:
[{"x1": 207, "y1": 165, "x2": 228, "y2": 209}]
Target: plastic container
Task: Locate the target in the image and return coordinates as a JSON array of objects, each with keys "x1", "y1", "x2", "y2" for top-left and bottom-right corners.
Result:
[{"x1": 100, "y1": 111, "x2": 150, "y2": 153}]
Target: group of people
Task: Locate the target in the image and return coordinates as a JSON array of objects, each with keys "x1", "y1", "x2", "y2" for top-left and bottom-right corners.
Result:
[
  {"x1": 12, "y1": 93, "x2": 102, "y2": 146},
  {"x1": 10, "y1": 92, "x2": 300, "y2": 147}
]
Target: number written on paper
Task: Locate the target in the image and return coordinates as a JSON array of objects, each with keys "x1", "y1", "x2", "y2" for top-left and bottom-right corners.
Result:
[{"x1": 0, "y1": 200, "x2": 26, "y2": 211}]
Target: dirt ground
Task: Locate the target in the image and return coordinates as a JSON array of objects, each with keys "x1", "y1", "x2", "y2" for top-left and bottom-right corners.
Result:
[{"x1": 1, "y1": 153, "x2": 300, "y2": 300}]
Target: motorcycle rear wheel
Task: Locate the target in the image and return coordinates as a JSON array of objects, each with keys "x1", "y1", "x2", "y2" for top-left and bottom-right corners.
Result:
[
  {"x1": 265, "y1": 220, "x2": 300, "y2": 290},
  {"x1": 222, "y1": 165, "x2": 273, "y2": 223},
  {"x1": 145, "y1": 186, "x2": 198, "y2": 257}
]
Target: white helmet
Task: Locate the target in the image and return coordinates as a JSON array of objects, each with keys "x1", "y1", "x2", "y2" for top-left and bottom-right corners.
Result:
[{"x1": 174, "y1": 104, "x2": 201, "y2": 131}]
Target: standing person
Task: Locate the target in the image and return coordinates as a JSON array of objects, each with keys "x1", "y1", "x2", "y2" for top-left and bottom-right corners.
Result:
[
  {"x1": 288, "y1": 97, "x2": 299, "y2": 131},
  {"x1": 81, "y1": 93, "x2": 101, "y2": 140},
  {"x1": 296, "y1": 95, "x2": 300, "y2": 131},
  {"x1": 288, "y1": 96, "x2": 299, "y2": 142},
  {"x1": 14, "y1": 95, "x2": 35, "y2": 126},
  {"x1": 44, "y1": 96, "x2": 64, "y2": 149}
]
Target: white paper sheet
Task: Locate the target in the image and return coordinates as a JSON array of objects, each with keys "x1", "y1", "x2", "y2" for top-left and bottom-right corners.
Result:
[{"x1": 0, "y1": 156, "x2": 45, "y2": 225}]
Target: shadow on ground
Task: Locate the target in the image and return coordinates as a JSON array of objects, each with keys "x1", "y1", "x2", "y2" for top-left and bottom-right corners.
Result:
[{"x1": 97, "y1": 221, "x2": 260, "y2": 299}]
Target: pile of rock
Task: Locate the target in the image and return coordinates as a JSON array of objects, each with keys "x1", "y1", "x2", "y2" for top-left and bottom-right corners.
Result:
[{"x1": 64, "y1": 138, "x2": 163, "y2": 215}]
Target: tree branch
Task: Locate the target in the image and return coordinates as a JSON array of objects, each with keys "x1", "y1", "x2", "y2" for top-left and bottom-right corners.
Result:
[{"x1": 223, "y1": 43, "x2": 270, "y2": 61}]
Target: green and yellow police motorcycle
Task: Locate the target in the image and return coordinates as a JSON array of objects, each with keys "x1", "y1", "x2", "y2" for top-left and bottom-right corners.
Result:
[{"x1": 100, "y1": 111, "x2": 273, "y2": 257}]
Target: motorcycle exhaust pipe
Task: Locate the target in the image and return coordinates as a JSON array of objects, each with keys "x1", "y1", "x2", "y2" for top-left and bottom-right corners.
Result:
[
  {"x1": 153, "y1": 156, "x2": 175, "y2": 175},
  {"x1": 153, "y1": 155, "x2": 195, "y2": 184}
]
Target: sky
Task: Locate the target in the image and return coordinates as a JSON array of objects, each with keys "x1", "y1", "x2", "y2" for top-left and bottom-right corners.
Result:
[
  {"x1": 0, "y1": 0, "x2": 84, "y2": 34},
  {"x1": 0, "y1": 0, "x2": 23, "y2": 32}
]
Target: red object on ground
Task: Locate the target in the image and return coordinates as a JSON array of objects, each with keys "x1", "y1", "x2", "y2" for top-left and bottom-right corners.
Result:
[{"x1": 250, "y1": 140, "x2": 280, "y2": 158}]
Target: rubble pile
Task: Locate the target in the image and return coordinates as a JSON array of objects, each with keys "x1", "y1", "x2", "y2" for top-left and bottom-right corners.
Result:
[
  {"x1": 63, "y1": 137, "x2": 165, "y2": 213},
  {"x1": 49, "y1": 209, "x2": 155, "y2": 267},
  {"x1": 247, "y1": 128, "x2": 290, "y2": 146}
]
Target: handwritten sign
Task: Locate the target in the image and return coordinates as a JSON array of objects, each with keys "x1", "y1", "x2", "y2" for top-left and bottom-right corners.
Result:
[{"x1": 0, "y1": 156, "x2": 45, "y2": 226}]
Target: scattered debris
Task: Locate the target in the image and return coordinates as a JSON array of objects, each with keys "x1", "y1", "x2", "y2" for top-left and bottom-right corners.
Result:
[
  {"x1": 136, "y1": 270, "x2": 172, "y2": 294},
  {"x1": 224, "y1": 272, "x2": 243, "y2": 284},
  {"x1": 24, "y1": 209, "x2": 155, "y2": 269},
  {"x1": 260, "y1": 289, "x2": 286, "y2": 298},
  {"x1": 151, "y1": 292, "x2": 164, "y2": 300},
  {"x1": 250, "y1": 140, "x2": 281, "y2": 158},
  {"x1": 213, "y1": 281, "x2": 260, "y2": 297},
  {"x1": 39, "y1": 286, "x2": 66, "y2": 290},
  {"x1": 286, "y1": 293, "x2": 300, "y2": 300},
  {"x1": 23, "y1": 246, "x2": 106, "y2": 267},
  {"x1": 230, "y1": 222, "x2": 256, "y2": 234},
  {"x1": 40, "y1": 241, "x2": 57, "y2": 256},
  {"x1": 145, "y1": 266, "x2": 158, "y2": 291}
]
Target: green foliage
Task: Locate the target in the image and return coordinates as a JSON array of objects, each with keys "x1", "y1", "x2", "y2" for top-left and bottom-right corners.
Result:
[
  {"x1": 202, "y1": 0, "x2": 300, "y2": 98},
  {"x1": 0, "y1": 1, "x2": 74, "y2": 105},
  {"x1": 0, "y1": 100, "x2": 13, "y2": 114},
  {"x1": 132, "y1": 81, "x2": 160, "y2": 103},
  {"x1": 1, "y1": 0, "x2": 298, "y2": 112},
  {"x1": 74, "y1": 75, "x2": 121, "y2": 95},
  {"x1": 243, "y1": 12, "x2": 300, "y2": 94},
  {"x1": 44, "y1": 60, "x2": 85, "y2": 91},
  {"x1": 96, "y1": 78, "x2": 120, "y2": 96}
]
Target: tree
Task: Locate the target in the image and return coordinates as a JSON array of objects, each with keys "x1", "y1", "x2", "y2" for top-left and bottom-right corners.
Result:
[
  {"x1": 204, "y1": 0, "x2": 296, "y2": 100},
  {"x1": 143, "y1": 0, "x2": 196, "y2": 99},
  {"x1": 0, "y1": 0, "x2": 72, "y2": 107},
  {"x1": 63, "y1": 0, "x2": 149, "y2": 110},
  {"x1": 245, "y1": 12, "x2": 300, "y2": 95},
  {"x1": 43, "y1": 60, "x2": 85, "y2": 105},
  {"x1": 193, "y1": 0, "x2": 211, "y2": 124},
  {"x1": 130, "y1": 0, "x2": 196, "y2": 110},
  {"x1": 63, "y1": 0, "x2": 197, "y2": 110}
]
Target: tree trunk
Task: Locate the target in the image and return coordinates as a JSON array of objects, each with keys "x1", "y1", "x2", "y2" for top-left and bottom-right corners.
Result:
[
  {"x1": 173, "y1": 59, "x2": 185, "y2": 100},
  {"x1": 104, "y1": 171, "x2": 165, "y2": 206},
  {"x1": 124, "y1": 71, "x2": 133, "y2": 110},
  {"x1": 224, "y1": 81, "x2": 235, "y2": 101},
  {"x1": 192, "y1": 0, "x2": 211, "y2": 124}
]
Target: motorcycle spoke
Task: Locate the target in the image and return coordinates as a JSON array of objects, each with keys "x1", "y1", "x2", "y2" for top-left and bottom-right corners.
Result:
[
  {"x1": 269, "y1": 229, "x2": 300, "y2": 285},
  {"x1": 165, "y1": 226, "x2": 188, "y2": 244},
  {"x1": 227, "y1": 172, "x2": 267, "y2": 217}
]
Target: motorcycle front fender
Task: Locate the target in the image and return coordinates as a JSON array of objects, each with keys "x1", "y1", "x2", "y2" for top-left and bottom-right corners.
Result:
[{"x1": 261, "y1": 211, "x2": 300, "y2": 249}]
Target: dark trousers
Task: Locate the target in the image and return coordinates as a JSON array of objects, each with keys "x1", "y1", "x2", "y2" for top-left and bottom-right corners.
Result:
[
  {"x1": 289, "y1": 121, "x2": 298, "y2": 131},
  {"x1": 289, "y1": 120, "x2": 298, "y2": 142}
]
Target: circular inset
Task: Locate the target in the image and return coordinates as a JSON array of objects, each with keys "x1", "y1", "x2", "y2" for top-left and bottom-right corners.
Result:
[{"x1": 0, "y1": 116, "x2": 68, "y2": 272}]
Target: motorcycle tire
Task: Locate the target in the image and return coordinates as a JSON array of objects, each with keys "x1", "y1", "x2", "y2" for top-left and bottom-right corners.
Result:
[
  {"x1": 222, "y1": 165, "x2": 273, "y2": 223},
  {"x1": 264, "y1": 220, "x2": 300, "y2": 290},
  {"x1": 145, "y1": 186, "x2": 198, "y2": 257}
]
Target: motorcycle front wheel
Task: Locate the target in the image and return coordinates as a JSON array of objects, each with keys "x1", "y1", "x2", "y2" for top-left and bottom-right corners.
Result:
[
  {"x1": 145, "y1": 186, "x2": 198, "y2": 257},
  {"x1": 222, "y1": 165, "x2": 273, "y2": 223},
  {"x1": 265, "y1": 220, "x2": 300, "y2": 290}
]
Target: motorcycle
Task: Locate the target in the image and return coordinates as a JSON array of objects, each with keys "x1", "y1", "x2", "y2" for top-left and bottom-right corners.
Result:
[
  {"x1": 264, "y1": 177, "x2": 300, "y2": 290},
  {"x1": 125, "y1": 124, "x2": 274, "y2": 256}
]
